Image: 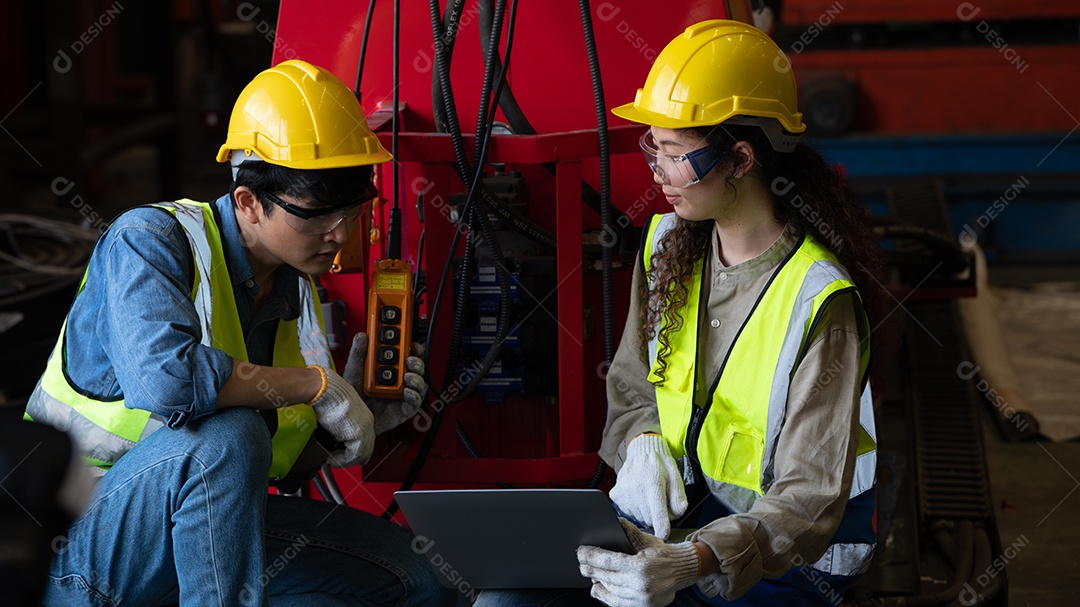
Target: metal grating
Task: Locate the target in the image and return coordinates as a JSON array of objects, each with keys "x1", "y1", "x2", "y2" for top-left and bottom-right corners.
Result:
[
  {"x1": 890, "y1": 180, "x2": 995, "y2": 522},
  {"x1": 909, "y1": 302, "x2": 994, "y2": 521}
]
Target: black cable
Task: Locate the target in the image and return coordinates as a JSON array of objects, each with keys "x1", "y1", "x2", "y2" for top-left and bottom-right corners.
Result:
[
  {"x1": 578, "y1": 0, "x2": 614, "y2": 366},
  {"x1": 383, "y1": 0, "x2": 520, "y2": 518},
  {"x1": 354, "y1": 0, "x2": 378, "y2": 101},
  {"x1": 441, "y1": 0, "x2": 518, "y2": 404},
  {"x1": 429, "y1": 1, "x2": 557, "y2": 250},
  {"x1": 476, "y1": 0, "x2": 638, "y2": 255},
  {"x1": 312, "y1": 473, "x2": 334, "y2": 502},
  {"x1": 381, "y1": 0, "x2": 480, "y2": 519},
  {"x1": 413, "y1": 228, "x2": 425, "y2": 294},
  {"x1": 387, "y1": 0, "x2": 402, "y2": 260},
  {"x1": 579, "y1": 0, "x2": 614, "y2": 489},
  {"x1": 473, "y1": 0, "x2": 508, "y2": 170},
  {"x1": 431, "y1": 0, "x2": 467, "y2": 134}
]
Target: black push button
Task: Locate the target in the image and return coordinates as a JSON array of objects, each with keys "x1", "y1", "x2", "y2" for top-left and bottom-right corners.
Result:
[
  {"x1": 378, "y1": 346, "x2": 399, "y2": 365},
  {"x1": 380, "y1": 306, "x2": 401, "y2": 325},
  {"x1": 379, "y1": 326, "x2": 400, "y2": 345},
  {"x1": 377, "y1": 366, "x2": 398, "y2": 385}
]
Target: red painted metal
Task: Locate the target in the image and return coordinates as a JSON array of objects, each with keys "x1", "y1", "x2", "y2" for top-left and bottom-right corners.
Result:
[
  {"x1": 270, "y1": 1, "x2": 744, "y2": 500},
  {"x1": 357, "y1": 126, "x2": 641, "y2": 486},
  {"x1": 793, "y1": 46, "x2": 1080, "y2": 134},
  {"x1": 556, "y1": 159, "x2": 585, "y2": 457},
  {"x1": 781, "y1": 0, "x2": 1080, "y2": 24}
]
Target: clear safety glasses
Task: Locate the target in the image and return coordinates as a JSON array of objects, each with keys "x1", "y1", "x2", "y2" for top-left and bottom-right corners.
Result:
[
  {"x1": 639, "y1": 129, "x2": 724, "y2": 188},
  {"x1": 257, "y1": 185, "x2": 376, "y2": 235}
]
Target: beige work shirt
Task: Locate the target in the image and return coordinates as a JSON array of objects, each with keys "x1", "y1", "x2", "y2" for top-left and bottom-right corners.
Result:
[{"x1": 601, "y1": 224, "x2": 866, "y2": 600}]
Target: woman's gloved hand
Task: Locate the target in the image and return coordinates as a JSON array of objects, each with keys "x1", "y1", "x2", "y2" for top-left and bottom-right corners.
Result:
[
  {"x1": 577, "y1": 519, "x2": 701, "y2": 607},
  {"x1": 342, "y1": 333, "x2": 426, "y2": 435},
  {"x1": 608, "y1": 433, "x2": 688, "y2": 540},
  {"x1": 307, "y1": 365, "x2": 376, "y2": 468}
]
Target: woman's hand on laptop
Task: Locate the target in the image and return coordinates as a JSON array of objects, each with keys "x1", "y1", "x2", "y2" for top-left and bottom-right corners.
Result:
[{"x1": 577, "y1": 519, "x2": 702, "y2": 607}]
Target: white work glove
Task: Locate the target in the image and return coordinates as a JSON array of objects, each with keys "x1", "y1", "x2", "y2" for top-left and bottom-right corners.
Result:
[
  {"x1": 308, "y1": 365, "x2": 376, "y2": 468},
  {"x1": 342, "y1": 332, "x2": 426, "y2": 435},
  {"x1": 578, "y1": 519, "x2": 701, "y2": 607},
  {"x1": 608, "y1": 433, "x2": 688, "y2": 540}
]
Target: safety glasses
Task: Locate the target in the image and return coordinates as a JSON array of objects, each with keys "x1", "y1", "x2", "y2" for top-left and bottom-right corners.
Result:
[
  {"x1": 257, "y1": 183, "x2": 376, "y2": 235},
  {"x1": 639, "y1": 129, "x2": 724, "y2": 188}
]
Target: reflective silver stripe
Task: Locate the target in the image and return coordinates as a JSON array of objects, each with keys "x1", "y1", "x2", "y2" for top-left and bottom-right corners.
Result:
[
  {"x1": 703, "y1": 474, "x2": 758, "y2": 514},
  {"x1": 763, "y1": 259, "x2": 850, "y2": 492},
  {"x1": 295, "y1": 277, "x2": 333, "y2": 369},
  {"x1": 153, "y1": 202, "x2": 215, "y2": 347},
  {"x1": 851, "y1": 386, "x2": 877, "y2": 497},
  {"x1": 811, "y1": 542, "x2": 875, "y2": 577},
  {"x1": 762, "y1": 259, "x2": 877, "y2": 500},
  {"x1": 25, "y1": 381, "x2": 136, "y2": 466},
  {"x1": 140, "y1": 414, "x2": 167, "y2": 441}
]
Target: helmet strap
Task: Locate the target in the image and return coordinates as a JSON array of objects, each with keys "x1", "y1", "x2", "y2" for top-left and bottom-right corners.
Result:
[{"x1": 723, "y1": 116, "x2": 801, "y2": 154}]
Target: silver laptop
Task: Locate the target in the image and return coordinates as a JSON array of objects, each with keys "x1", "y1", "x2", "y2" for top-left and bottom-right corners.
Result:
[{"x1": 395, "y1": 489, "x2": 634, "y2": 590}]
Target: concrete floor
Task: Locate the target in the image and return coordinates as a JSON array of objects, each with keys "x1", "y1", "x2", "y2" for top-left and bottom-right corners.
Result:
[{"x1": 981, "y1": 396, "x2": 1080, "y2": 604}]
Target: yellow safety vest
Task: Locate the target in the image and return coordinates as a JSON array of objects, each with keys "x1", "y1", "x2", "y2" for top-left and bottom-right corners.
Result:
[
  {"x1": 25, "y1": 200, "x2": 328, "y2": 480},
  {"x1": 642, "y1": 213, "x2": 877, "y2": 577}
]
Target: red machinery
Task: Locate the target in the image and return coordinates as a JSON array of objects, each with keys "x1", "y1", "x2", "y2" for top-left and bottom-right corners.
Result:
[
  {"x1": 270, "y1": 1, "x2": 754, "y2": 511},
  {"x1": 775, "y1": 0, "x2": 1080, "y2": 135}
]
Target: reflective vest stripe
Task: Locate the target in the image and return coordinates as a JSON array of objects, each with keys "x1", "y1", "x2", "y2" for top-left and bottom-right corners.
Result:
[
  {"x1": 813, "y1": 542, "x2": 875, "y2": 577},
  {"x1": 27, "y1": 200, "x2": 329, "y2": 480}
]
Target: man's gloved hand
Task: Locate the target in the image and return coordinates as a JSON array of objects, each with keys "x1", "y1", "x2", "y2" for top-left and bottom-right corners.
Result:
[
  {"x1": 577, "y1": 519, "x2": 701, "y2": 607},
  {"x1": 342, "y1": 332, "x2": 426, "y2": 435},
  {"x1": 608, "y1": 433, "x2": 688, "y2": 540},
  {"x1": 308, "y1": 365, "x2": 375, "y2": 468}
]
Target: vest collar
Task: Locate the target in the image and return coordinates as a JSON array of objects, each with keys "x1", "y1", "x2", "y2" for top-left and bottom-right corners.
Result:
[{"x1": 710, "y1": 223, "x2": 799, "y2": 279}]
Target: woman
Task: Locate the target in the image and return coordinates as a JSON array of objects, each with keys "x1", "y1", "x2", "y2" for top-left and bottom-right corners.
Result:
[{"x1": 477, "y1": 19, "x2": 884, "y2": 607}]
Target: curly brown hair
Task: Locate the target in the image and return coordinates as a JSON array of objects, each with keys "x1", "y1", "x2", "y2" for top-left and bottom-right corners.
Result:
[{"x1": 638, "y1": 120, "x2": 887, "y2": 386}]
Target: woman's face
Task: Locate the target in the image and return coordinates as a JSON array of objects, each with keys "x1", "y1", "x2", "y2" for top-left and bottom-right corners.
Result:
[{"x1": 647, "y1": 126, "x2": 735, "y2": 223}]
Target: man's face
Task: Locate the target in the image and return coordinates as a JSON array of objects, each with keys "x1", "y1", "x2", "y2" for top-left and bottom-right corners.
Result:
[{"x1": 240, "y1": 189, "x2": 358, "y2": 276}]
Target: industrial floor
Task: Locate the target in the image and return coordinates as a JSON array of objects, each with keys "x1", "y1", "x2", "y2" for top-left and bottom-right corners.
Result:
[
  {"x1": 981, "y1": 406, "x2": 1080, "y2": 605},
  {"x1": 974, "y1": 267, "x2": 1080, "y2": 605}
]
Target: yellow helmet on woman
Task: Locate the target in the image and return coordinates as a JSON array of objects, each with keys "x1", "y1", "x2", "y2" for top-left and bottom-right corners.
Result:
[
  {"x1": 217, "y1": 59, "x2": 391, "y2": 170},
  {"x1": 612, "y1": 20, "x2": 805, "y2": 152}
]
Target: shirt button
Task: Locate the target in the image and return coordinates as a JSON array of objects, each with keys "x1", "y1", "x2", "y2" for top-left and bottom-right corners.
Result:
[
  {"x1": 710, "y1": 319, "x2": 720, "y2": 328},
  {"x1": 245, "y1": 279, "x2": 254, "y2": 288},
  {"x1": 719, "y1": 272, "x2": 728, "y2": 280}
]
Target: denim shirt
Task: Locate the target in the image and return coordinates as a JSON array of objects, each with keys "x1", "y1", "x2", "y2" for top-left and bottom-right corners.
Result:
[{"x1": 63, "y1": 194, "x2": 303, "y2": 429}]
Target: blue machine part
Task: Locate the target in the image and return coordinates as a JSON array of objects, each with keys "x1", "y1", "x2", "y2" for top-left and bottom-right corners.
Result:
[
  {"x1": 814, "y1": 133, "x2": 1080, "y2": 260},
  {"x1": 456, "y1": 264, "x2": 525, "y2": 403}
]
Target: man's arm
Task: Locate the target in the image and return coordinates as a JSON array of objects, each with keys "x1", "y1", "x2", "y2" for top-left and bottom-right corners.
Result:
[
  {"x1": 87, "y1": 209, "x2": 320, "y2": 425},
  {"x1": 86, "y1": 209, "x2": 233, "y2": 428},
  {"x1": 216, "y1": 361, "x2": 323, "y2": 410}
]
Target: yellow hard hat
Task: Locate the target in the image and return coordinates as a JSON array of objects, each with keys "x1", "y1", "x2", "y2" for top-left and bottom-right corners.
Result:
[
  {"x1": 612, "y1": 20, "x2": 805, "y2": 151},
  {"x1": 217, "y1": 59, "x2": 391, "y2": 169}
]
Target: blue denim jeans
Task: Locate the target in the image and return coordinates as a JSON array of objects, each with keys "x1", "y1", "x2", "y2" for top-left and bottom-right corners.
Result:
[{"x1": 43, "y1": 408, "x2": 451, "y2": 606}]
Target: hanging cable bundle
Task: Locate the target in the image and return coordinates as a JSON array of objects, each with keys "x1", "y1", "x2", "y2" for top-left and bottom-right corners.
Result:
[{"x1": 0, "y1": 214, "x2": 98, "y2": 308}]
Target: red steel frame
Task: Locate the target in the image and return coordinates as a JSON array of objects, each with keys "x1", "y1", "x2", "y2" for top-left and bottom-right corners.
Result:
[{"x1": 360, "y1": 125, "x2": 642, "y2": 485}]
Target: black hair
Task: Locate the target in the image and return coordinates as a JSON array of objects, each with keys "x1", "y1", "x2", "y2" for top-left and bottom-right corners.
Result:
[{"x1": 233, "y1": 162, "x2": 374, "y2": 215}]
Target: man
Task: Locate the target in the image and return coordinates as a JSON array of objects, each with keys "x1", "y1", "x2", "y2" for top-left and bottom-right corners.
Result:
[{"x1": 26, "y1": 60, "x2": 449, "y2": 606}]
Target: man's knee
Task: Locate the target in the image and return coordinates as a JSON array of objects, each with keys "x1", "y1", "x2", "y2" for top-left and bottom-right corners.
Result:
[{"x1": 185, "y1": 408, "x2": 272, "y2": 477}]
